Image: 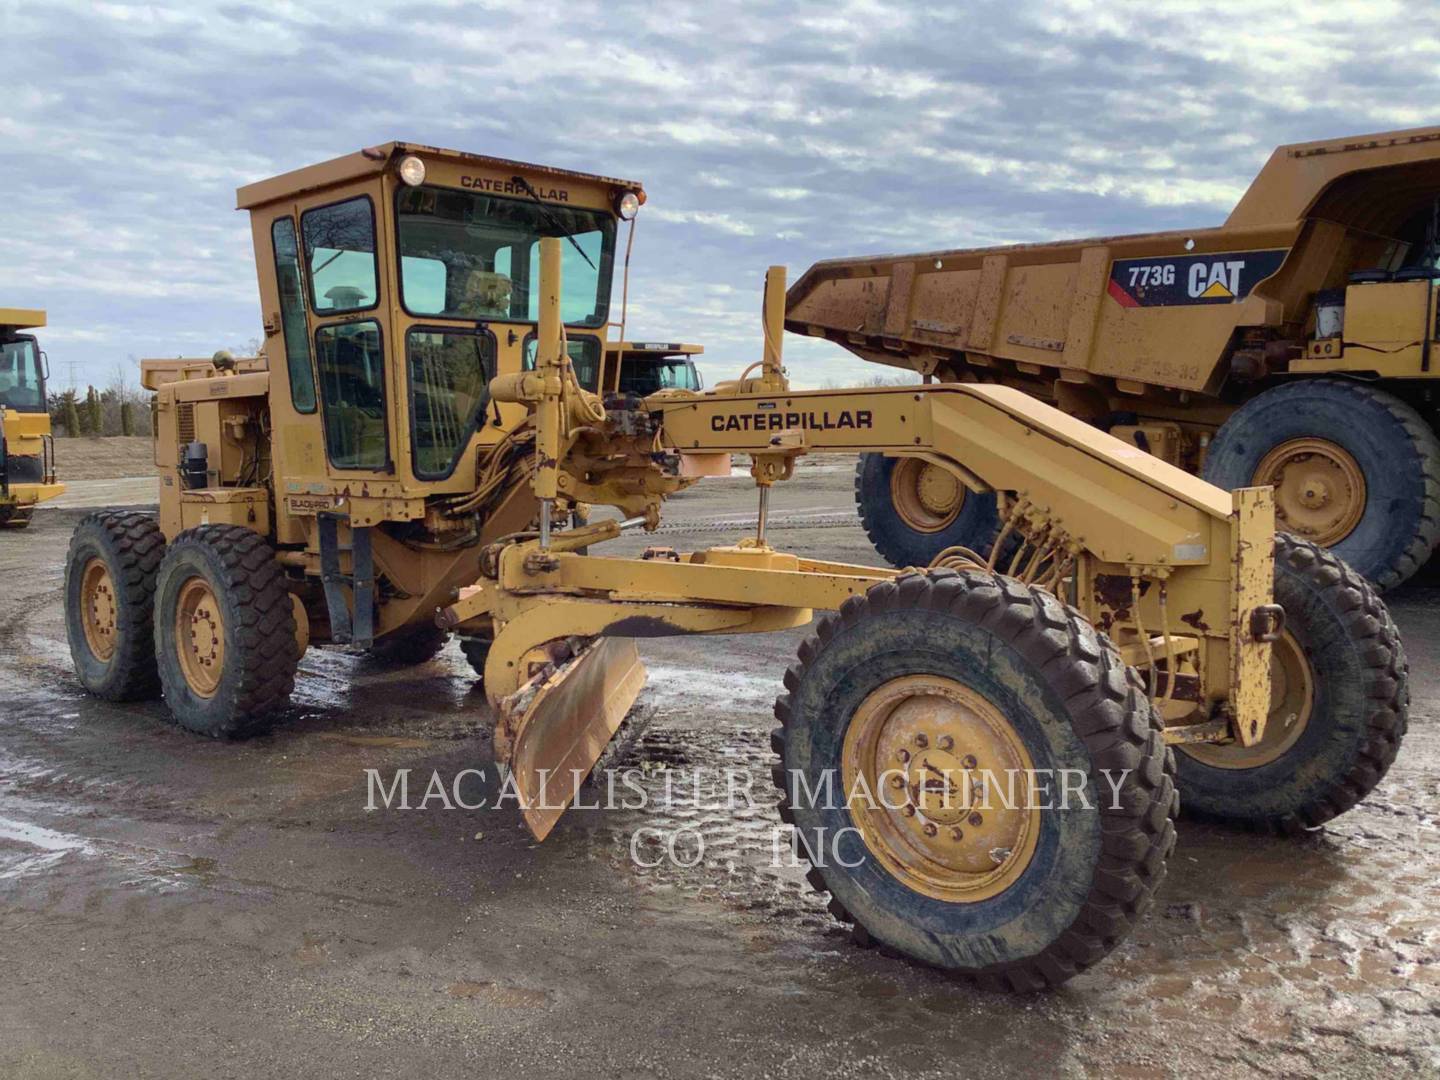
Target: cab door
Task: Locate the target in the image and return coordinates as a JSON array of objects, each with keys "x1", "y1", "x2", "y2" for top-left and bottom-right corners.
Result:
[{"x1": 296, "y1": 190, "x2": 393, "y2": 475}]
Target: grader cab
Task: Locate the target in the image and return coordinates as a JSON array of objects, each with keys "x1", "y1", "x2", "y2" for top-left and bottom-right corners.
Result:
[
  {"x1": 64, "y1": 144, "x2": 1407, "y2": 989},
  {"x1": 787, "y1": 126, "x2": 1440, "y2": 591},
  {"x1": 0, "y1": 308, "x2": 63, "y2": 529}
]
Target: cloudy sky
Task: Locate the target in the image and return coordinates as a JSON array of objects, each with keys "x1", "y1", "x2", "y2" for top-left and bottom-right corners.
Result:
[{"x1": 3, "y1": 0, "x2": 1438, "y2": 390}]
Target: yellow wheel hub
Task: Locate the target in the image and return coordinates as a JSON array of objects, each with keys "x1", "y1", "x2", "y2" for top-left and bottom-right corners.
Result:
[
  {"x1": 1253, "y1": 438, "x2": 1365, "y2": 546},
  {"x1": 1182, "y1": 629, "x2": 1313, "y2": 770},
  {"x1": 80, "y1": 557, "x2": 119, "y2": 662},
  {"x1": 890, "y1": 458, "x2": 964, "y2": 533},
  {"x1": 175, "y1": 576, "x2": 225, "y2": 698},
  {"x1": 842, "y1": 675, "x2": 1040, "y2": 902}
]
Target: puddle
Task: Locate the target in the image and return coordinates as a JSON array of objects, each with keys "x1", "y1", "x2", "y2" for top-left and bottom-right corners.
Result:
[{"x1": 0, "y1": 815, "x2": 98, "y2": 856}]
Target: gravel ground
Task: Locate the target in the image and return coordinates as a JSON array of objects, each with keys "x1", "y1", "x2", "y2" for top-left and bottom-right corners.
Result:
[
  {"x1": 1, "y1": 464, "x2": 1437, "y2": 1078},
  {"x1": 49, "y1": 436, "x2": 153, "y2": 481}
]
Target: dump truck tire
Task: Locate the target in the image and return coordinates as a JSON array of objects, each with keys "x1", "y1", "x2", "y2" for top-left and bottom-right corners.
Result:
[
  {"x1": 771, "y1": 568, "x2": 1176, "y2": 990},
  {"x1": 64, "y1": 511, "x2": 165, "y2": 701},
  {"x1": 1176, "y1": 535, "x2": 1407, "y2": 832},
  {"x1": 369, "y1": 624, "x2": 450, "y2": 667},
  {"x1": 153, "y1": 525, "x2": 299, "y2": 738},
  {"x1": 1202, "y1": 379, "x2": 1440, "y2": 591},
  {"x1": 855, "y1": 453, "x2": 1003, "y2": 568}
]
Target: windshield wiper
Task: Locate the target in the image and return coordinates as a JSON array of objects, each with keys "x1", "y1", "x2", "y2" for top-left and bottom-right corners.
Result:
[{"x1": 511, "y1": 175, "x2": 596, "y2": 272}]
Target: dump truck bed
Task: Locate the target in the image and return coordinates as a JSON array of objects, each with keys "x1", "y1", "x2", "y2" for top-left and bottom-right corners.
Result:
[{"x1": 785, "y1": 126, "x2": 1440, "y2": 395}]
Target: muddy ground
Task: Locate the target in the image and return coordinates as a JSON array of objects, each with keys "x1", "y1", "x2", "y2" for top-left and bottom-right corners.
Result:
[{"x1": 2, "y1": 463, "x2": 1438, "y2": 1079}]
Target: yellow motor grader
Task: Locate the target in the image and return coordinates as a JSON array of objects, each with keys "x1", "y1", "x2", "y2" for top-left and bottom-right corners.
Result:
[
  {"x1": 63, "y1": 144, "x2": 1407, "y2": 990},
  {"x1": 787, "y1": 126, "x2": 1440, "y2": 591},
  {"x1": 1, "y1": 308, "x2": 63, "y2": 528}
]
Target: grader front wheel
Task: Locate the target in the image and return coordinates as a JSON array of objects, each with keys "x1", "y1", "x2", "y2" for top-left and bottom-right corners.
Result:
[
  {"x1": 153, "y1": 525, "x2": 299, "y2": 738},
  {"x1": 772, "y1": 569, "x2": 1176, "y2": 990},
  {"x1": 1176, "y1": 535, "x2": 1408, "y2": 831}
]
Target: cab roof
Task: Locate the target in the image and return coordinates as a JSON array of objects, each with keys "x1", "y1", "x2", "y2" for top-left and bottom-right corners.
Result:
[
  {"x1": 606, "y1": 341, "x2": 704, "y2": 357},
  {"x1": 0, "y1": 308, "x2": 45, "y2": 332},
  {"x1": 236, "y1": 141, "x2": 645, "y2": 211}
]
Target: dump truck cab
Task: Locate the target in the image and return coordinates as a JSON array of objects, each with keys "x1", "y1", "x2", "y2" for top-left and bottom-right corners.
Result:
[
  {"x1": 605, "y1": 340, "x2": 704, "y2": 396},
  {"x1": 0, "y1": 308, "x2": 62, "y2": 528}
]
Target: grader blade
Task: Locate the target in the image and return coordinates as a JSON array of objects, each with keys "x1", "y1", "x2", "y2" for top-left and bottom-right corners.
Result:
[{"x1": 502, "y1": 637, "x2": 646, "y2": 841}]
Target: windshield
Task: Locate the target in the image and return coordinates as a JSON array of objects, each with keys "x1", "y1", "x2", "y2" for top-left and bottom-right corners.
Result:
[
  {"x1": 618, "y1": 358, "x2": 701, "y2": 395},
  {"x1": 395, "y1": 185, "x2": 615, "y2": 327},
  {"x1": 0, "y1": 337, "x2": 45, "y2": 412}
]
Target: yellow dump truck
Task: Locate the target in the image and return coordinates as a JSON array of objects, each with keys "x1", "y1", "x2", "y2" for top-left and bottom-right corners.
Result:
[
  {"x1": 786, "y1": 126, "x2": 1440, "y2": 590},
  {"x1": 1, "y1": 308, "x2": 62, "y2": 528}
]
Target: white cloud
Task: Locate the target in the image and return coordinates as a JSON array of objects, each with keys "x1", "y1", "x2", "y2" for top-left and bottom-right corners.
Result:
[{"x1": 4, "y1": 0, "x2": 1439, "y2": 392}]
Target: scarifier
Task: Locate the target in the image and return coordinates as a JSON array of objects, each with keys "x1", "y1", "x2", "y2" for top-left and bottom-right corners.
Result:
[{"x1": 63, "y1": 143, "x2": 1408, "y2": 989}]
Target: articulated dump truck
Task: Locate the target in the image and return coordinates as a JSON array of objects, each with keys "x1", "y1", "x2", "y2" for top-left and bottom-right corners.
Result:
[
  {"x1": 1, "y1": 308, "x2": 63, "y2": 528},
  {"x1": 787, "y1": 126, "x2": 1440, "y2": 591},
  {"x1": 63, "y1": 142, "x2": 1408, "y2": 990}
]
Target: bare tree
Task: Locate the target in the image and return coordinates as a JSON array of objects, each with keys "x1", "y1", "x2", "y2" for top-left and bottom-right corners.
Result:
[{"x1": 103, "y1": 357, "x2": 152, "y2": 437}]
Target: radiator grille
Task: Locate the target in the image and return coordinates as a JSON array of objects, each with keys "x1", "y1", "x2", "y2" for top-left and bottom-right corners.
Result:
[{"x1": 176, "y1": 402, "x2": 196, "y2": 445}]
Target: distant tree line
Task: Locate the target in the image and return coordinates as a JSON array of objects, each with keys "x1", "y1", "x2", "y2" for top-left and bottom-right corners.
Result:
[{"x1": 49, "y1": 360, "x2": 152, "y2": 438}]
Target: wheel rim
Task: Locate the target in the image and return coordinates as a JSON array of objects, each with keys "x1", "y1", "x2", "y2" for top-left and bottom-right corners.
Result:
[
  {"x1": 890, "y1": 458, "x2": 964, "y2": 533},
  {"x1": 80, "y1": 556, "x2": 119, "y2": 662},
  {"x1": 1252, "y1": 438, "x2": 1366, "y2": 546},
  {"x1": 1181, "y1": 629, "x2": 1313, "y2": 770},
  {"x1": 174, "y1": 576, "x2": 225, "y2": 698},
  {"x1": 841, "y1": 675, "x2": 1040, "y2": 902}
]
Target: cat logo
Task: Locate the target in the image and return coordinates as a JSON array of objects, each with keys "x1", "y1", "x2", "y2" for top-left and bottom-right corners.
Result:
[{"x1": 1188, "y1": 260, "x2": 1245, "y2": 299}]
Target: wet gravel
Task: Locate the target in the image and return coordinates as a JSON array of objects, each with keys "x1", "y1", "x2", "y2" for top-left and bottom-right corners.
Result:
[{"x1": 1, "y1": 466, "x2": 1437, "y2": 1078}]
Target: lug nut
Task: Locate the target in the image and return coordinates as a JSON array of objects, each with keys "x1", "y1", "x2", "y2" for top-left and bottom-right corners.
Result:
[
  {"x1": 968, "y1": 812, "x2": 984, "y2": 827},
  {"x1": 950, "y1": 827, "x2": 964, "y2": 841},
  {"x1": 896, "y1": 748, "x2": 910, "y2": 764},
  {"x1": 922, "y1": 823, "x2": 937, "y2": 837},
  {"x1": 937, "y1": 734, "x2": 954, "y2": 751},
  {"x1": 914, "y1": 733, "x2": 929, "y2": 748},
  {"x1": 962, "y1": 754, "x2": 977, "y2": 769},
  {"x1": 890, "y1": 775, "x2": 904, "y2": 789},
  {"x1": 902, "y1": 805, "x2": 916, "y2": 817}
]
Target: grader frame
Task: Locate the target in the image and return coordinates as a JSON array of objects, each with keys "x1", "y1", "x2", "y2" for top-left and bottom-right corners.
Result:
[{"x1": 441, "y1": 242, "x2": 1278, "y2": 840}]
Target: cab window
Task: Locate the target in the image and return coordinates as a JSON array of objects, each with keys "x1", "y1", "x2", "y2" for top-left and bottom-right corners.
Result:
[
  {"x1": 271, "y1": 217, "x2": 317, "y2": 413},
  {"x1": 396, "y1": 185, "x2": 614, "y2": 325},
  {"x1": 302, "y1": 197, "x2": 379, "y2": 313},
  {"x1": 315, "y1": 321, "x2": 388, "y2": 470},
  {"x1": 408, "y1": 328, "x2": 496, "y2": 480},
  {"x1": 0, "y1": 336, "x2": 44, "y2": 412}
]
